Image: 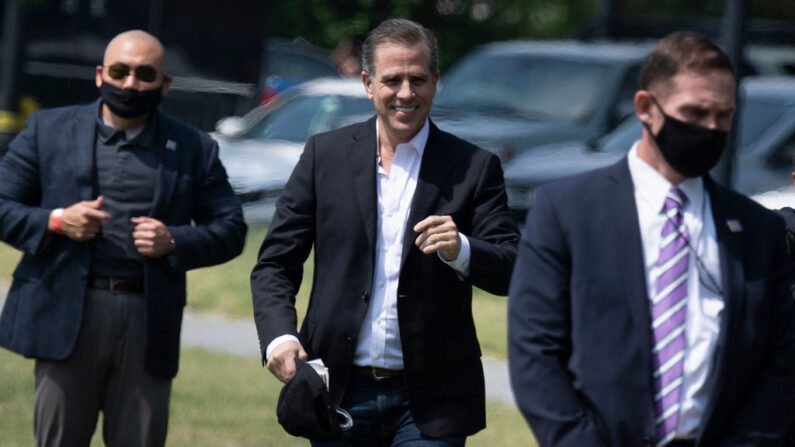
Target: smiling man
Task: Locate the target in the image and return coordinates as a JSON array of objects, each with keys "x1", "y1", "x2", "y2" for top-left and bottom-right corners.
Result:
[
  {"x1": 0, "y1": 30, "x2": 246, "y2": 446},
  {"x1": 508, "y1": 31, "x2": 795, "y2": 446},
  {"x1": 251, "y1": 18, "x2": 519, "y2": 446}
]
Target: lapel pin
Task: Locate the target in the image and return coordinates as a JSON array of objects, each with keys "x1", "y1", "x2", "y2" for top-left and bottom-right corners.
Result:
[
  {"x1": 166, "y1": 139, "x2": 178, "y2": 151},
  {"x1": 726, "y1": 219, "x2": 743, "y2": 233}
]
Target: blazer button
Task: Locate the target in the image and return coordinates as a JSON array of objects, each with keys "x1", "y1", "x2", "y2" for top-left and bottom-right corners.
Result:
[
  {"x1": 346, "y1": 336, "x2": 353, "y2": 346},
  {"x1": 642, "y1": 436, "x2": 653, "y2": 446},
  {"x1": 361, "y1": 292, "x2": 369, "y2": 301}
]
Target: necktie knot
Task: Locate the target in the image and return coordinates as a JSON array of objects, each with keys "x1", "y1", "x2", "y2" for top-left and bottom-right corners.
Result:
[{"x1": 664, "y1": 187, "x2": 688, "y2": 213}]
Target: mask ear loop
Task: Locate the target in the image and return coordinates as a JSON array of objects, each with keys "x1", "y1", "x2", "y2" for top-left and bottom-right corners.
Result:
[{"x1": 641, "y1": 93, "x2": 666, "y2": 143}]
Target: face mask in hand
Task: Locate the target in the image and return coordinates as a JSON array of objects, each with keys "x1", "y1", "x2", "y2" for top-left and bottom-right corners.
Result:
[
  {"x1": 100, "y1": 82, "x2": 163, "y2": 118},
  {"x1": 645, "y1": 95, "x2": 728, "y2": 178}
]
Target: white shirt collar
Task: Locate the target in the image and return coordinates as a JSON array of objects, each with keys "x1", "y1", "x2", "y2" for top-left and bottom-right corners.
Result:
[
  {"x1": 627, "y1": 141, "x2": 705, "y2": 214},
  {"x1": 374, "y1": 118, "x2": 430, "y2": 158}
]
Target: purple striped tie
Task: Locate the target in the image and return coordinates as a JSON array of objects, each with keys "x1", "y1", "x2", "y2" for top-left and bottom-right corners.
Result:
[{"x1": 651, "y1": 186, "x2": 689, "y2": 445}]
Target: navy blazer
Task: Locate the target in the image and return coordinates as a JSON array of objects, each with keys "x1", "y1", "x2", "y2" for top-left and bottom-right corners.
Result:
[
  {"x1": 251, "y1": 117, "x2": 520, "y2": 438},
  {"x1": 0, "y1": 100, "x2": 246, "y2": 379},
  {"x1": 508, "y1": 157, "x2": 795, "y2": 447}
]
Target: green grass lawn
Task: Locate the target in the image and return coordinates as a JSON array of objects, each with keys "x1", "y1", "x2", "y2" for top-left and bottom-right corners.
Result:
[
  {"x1": 0, "y1": 347, "x2": 535, "y2": 446},
  {"x1": 0, "y1": 242, "x2": 21, "y2": 281}
]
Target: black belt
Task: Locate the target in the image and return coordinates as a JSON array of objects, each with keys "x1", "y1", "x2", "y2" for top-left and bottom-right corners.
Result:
[
  {"x1": 352, "y1": 365, "x2": 403, "y2": 381},
  {"x1": 88, "y1": 276, "x2": 144, "y2": 293}
]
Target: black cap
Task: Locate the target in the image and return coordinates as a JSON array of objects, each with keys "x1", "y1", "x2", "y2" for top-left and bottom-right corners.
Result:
[{"x1": 276, "y1": 359, "x2": 351, "y2": 441}]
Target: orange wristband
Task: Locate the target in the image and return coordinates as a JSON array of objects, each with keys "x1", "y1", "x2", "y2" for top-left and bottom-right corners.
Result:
[{"x1": 52, "y1": 208, "x2": 64, "y2": 235}]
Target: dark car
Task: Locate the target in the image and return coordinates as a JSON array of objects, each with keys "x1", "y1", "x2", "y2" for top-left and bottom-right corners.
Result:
[
  {"x1": 504, "y1": 76, "x2": 795, "y2": 221},
  {"x1": 430, "y1": 40, "x2": 651, "y2": 163},
  {"x1": 259, "y1": 38, "x2": 341, "y2": 104}
]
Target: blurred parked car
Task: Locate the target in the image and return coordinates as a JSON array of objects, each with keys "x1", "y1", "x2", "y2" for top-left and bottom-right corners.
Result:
[
  {"x1": 430, "y1": 40, "x2": 651, "y2": 163},
  {"x1": 751, "y1": 187, "x2": 795, "y2": 210},
  {"x1": 213, "y1": 77, "x2": 372, "y2": 220},
  {"x1": 504, "y1": 76, "x2": 795, "y2": 222},
  {"x1": 746, "y1": 45, "x2": 795, "y2": 76},
  {"x1": 259, "y1": 38, "x2": 341, "y2": 104}
]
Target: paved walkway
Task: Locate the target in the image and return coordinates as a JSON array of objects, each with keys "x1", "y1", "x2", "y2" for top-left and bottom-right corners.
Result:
[{"x1": 0, "y1": 282, "x2": 516, "y2": 408}]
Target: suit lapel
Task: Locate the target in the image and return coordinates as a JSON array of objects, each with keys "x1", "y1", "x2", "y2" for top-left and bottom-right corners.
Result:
[
  {"x1": 149, "y1": 113, "x2": 179, "y2": 218},
  {"x1": 400, "y1": 122, "x2": 455, "y2": 270},
  {"x1": 606, "y1": 158, "x2": 653, "y2": 378},
  {"x1": 345, "y1": 118, "x2": 378, "y2": 254},
  {"x1": 698, "y1": 178, "x2": 745, "y2": 439},
  {"x1": 72, "y1": 101, "x2": 100, "y2": 200}
]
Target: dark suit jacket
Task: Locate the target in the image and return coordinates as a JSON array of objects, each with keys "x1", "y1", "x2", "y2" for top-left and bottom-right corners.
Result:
[
  {"x1": 251, "y1": 117, "x2": 519, "y2": 438},
  {"x1": 0, "y1": 100, "x2": 246, "y2": 379},
  {"x1": 508, "y1": 157, "x2": 795, "y2": 447}
]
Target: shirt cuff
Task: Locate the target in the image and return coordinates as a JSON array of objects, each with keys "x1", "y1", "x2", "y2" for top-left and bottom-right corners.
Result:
[
  {"x1": 265, "y1": 334, "x2": 301, "y2": 360},
  {"x1": 438, "y1": 233, "x2": 470, "y2": 276}
]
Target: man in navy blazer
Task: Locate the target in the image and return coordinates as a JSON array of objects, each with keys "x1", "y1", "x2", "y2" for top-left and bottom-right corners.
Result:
[
  {"x1": 251, "y1": 19, "x2": 519, "y2": 445},
  {"x1": 508, "y1": 32, "x2": 795, "y2": 446},
  {"x1": 0, "y1": 30, "x2": 246, "y2": 445}
]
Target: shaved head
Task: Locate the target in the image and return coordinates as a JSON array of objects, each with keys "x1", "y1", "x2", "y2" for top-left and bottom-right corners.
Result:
[
  {"x1": 103, "y1": 30, "x2": 166, "y2": 74},
  {"x1": 96, "y1": 30, "x2": 171, "y2": 127}
]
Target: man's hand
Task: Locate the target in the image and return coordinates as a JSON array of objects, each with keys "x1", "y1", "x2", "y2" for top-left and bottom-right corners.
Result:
[
  {"x1": 131, "y1": 216, "x2": 175, "y2": 258},
  {"x1": 414, "y1": 215, "x2": 461, "y2": 261},
  {"x1": 51, "y1": 196, "x2": 110, "y2": 241},
  {"x1": 267, "y1": 340, "x2": 308, "y2": 384}
]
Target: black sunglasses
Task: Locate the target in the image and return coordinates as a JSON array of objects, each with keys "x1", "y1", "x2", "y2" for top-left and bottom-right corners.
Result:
[{"x1": 106, "y1": 63, "x2": 158, "y2": 83}]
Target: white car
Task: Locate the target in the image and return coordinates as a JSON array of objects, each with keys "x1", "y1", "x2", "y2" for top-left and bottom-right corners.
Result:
[
  {"x1": 752, "y1": 187, "x2": 795, "y2": 211},
  {"x1": 213, "y1": 78, "x2": 373, "y2": 221}
]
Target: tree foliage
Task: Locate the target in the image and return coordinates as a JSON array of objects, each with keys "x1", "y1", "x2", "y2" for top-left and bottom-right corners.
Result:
[
  {"x1": 267, "y1": 0, "x2": 795, "y2": 73},
  {"x1": 267, "y1": 0, "x2": 598, "y2": 72}
]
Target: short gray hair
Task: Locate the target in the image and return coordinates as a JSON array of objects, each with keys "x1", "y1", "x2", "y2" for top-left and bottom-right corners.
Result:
[{"x1": 361, "y1": 18, "x2": 438, "y2": 78}]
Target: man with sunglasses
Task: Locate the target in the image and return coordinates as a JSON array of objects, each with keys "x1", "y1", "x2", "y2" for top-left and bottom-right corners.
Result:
[
  {"x1": 508, "y1": 32, "x2": 795, "y2": 446},
  {"x1": 0, "y1": 30, "x2": 246, "y2": 445}
]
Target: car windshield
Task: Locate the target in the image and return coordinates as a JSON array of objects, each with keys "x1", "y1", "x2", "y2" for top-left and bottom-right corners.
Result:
[
  {"x1": 266, "y1": 50, "x2": 338, "y2": 79},
  {"x1": 736, "y1": 98, "x2": 792, "y2": 148},
  {"x1": 597, "y1": 96, "x2": 794, "y2": 153},
  {"x1": 241, "y1": 94, "x2": 373, "y2": 142},
  {"x1": 598, "y1": 118, "x2": 642, "y2": 153},
  {"x1": 434, "y1": 54, "x2": 613, "y2": 122}
]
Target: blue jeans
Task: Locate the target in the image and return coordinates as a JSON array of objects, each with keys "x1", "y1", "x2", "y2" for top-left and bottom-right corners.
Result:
[{"x1": 311, "y1": 374, "x2": 466, "y2": 447}]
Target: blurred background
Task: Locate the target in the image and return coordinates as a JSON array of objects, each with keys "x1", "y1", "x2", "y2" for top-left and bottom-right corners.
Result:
[
  {"x1": 1, "y1": 0, "x2": 795, "y2": 222},
  {"x1": 1, "y1": 2, "x2": 795, "y2": 445}
]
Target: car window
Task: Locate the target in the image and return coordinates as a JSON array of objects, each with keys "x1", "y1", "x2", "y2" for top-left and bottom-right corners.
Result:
[
  {"x1": 266, "y1": 51, "x2": 338, "y2": 79},
  {"x1": 599, "y1": 118, "x2": 642, "y2": 153},
  {"x1": 737, "y1": 99, "x2": 792, "y2": 149},
  {"x1": 766, "y1": 131, "x2": 795, "y2": 169},
  {"x1": 434, "y1": 54, "x2": 613, "y2": 122},
  {"x1": 241, "y1": 94, "x2": 372, "y2": 142},
  {"x1": 614, "y1": 65, "x2": 641, "y2": 125}
]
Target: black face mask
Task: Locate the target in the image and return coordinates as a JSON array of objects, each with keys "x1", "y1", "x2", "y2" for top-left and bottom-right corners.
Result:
[
  {"x1": 99, "y1": 82, "x2": 163, "y2": 118},
  {"x1": 645, "y1": 96, "x2": 728, "y2": 178}
]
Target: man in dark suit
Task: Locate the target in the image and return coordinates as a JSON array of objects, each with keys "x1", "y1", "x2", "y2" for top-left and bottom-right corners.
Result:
[
  {"x1": 0, "y1": 30, "x2": 246, "y2": 446},
  {"x1": 251, "y1": 18, "x2": 519, "y2": 446},
  {"x1": 508, "y1": 31, "x2": 795, "y2": 447}
]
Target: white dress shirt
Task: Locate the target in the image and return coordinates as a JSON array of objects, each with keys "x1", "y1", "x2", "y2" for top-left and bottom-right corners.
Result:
[
  {"x1": 627, "y1": 142, "x2": 724, "y2": 439},
  {"x1": 266, "y1": 118, "x2": 471, "y2": 364},
  {"x1": 353, "y1": 118, "x2": 470, "y2": 369}
]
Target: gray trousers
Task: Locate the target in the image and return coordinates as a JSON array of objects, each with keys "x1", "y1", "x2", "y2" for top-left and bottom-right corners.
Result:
[{"x1": 34, "y1": 288, "x2": 172, "y2": 447}]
